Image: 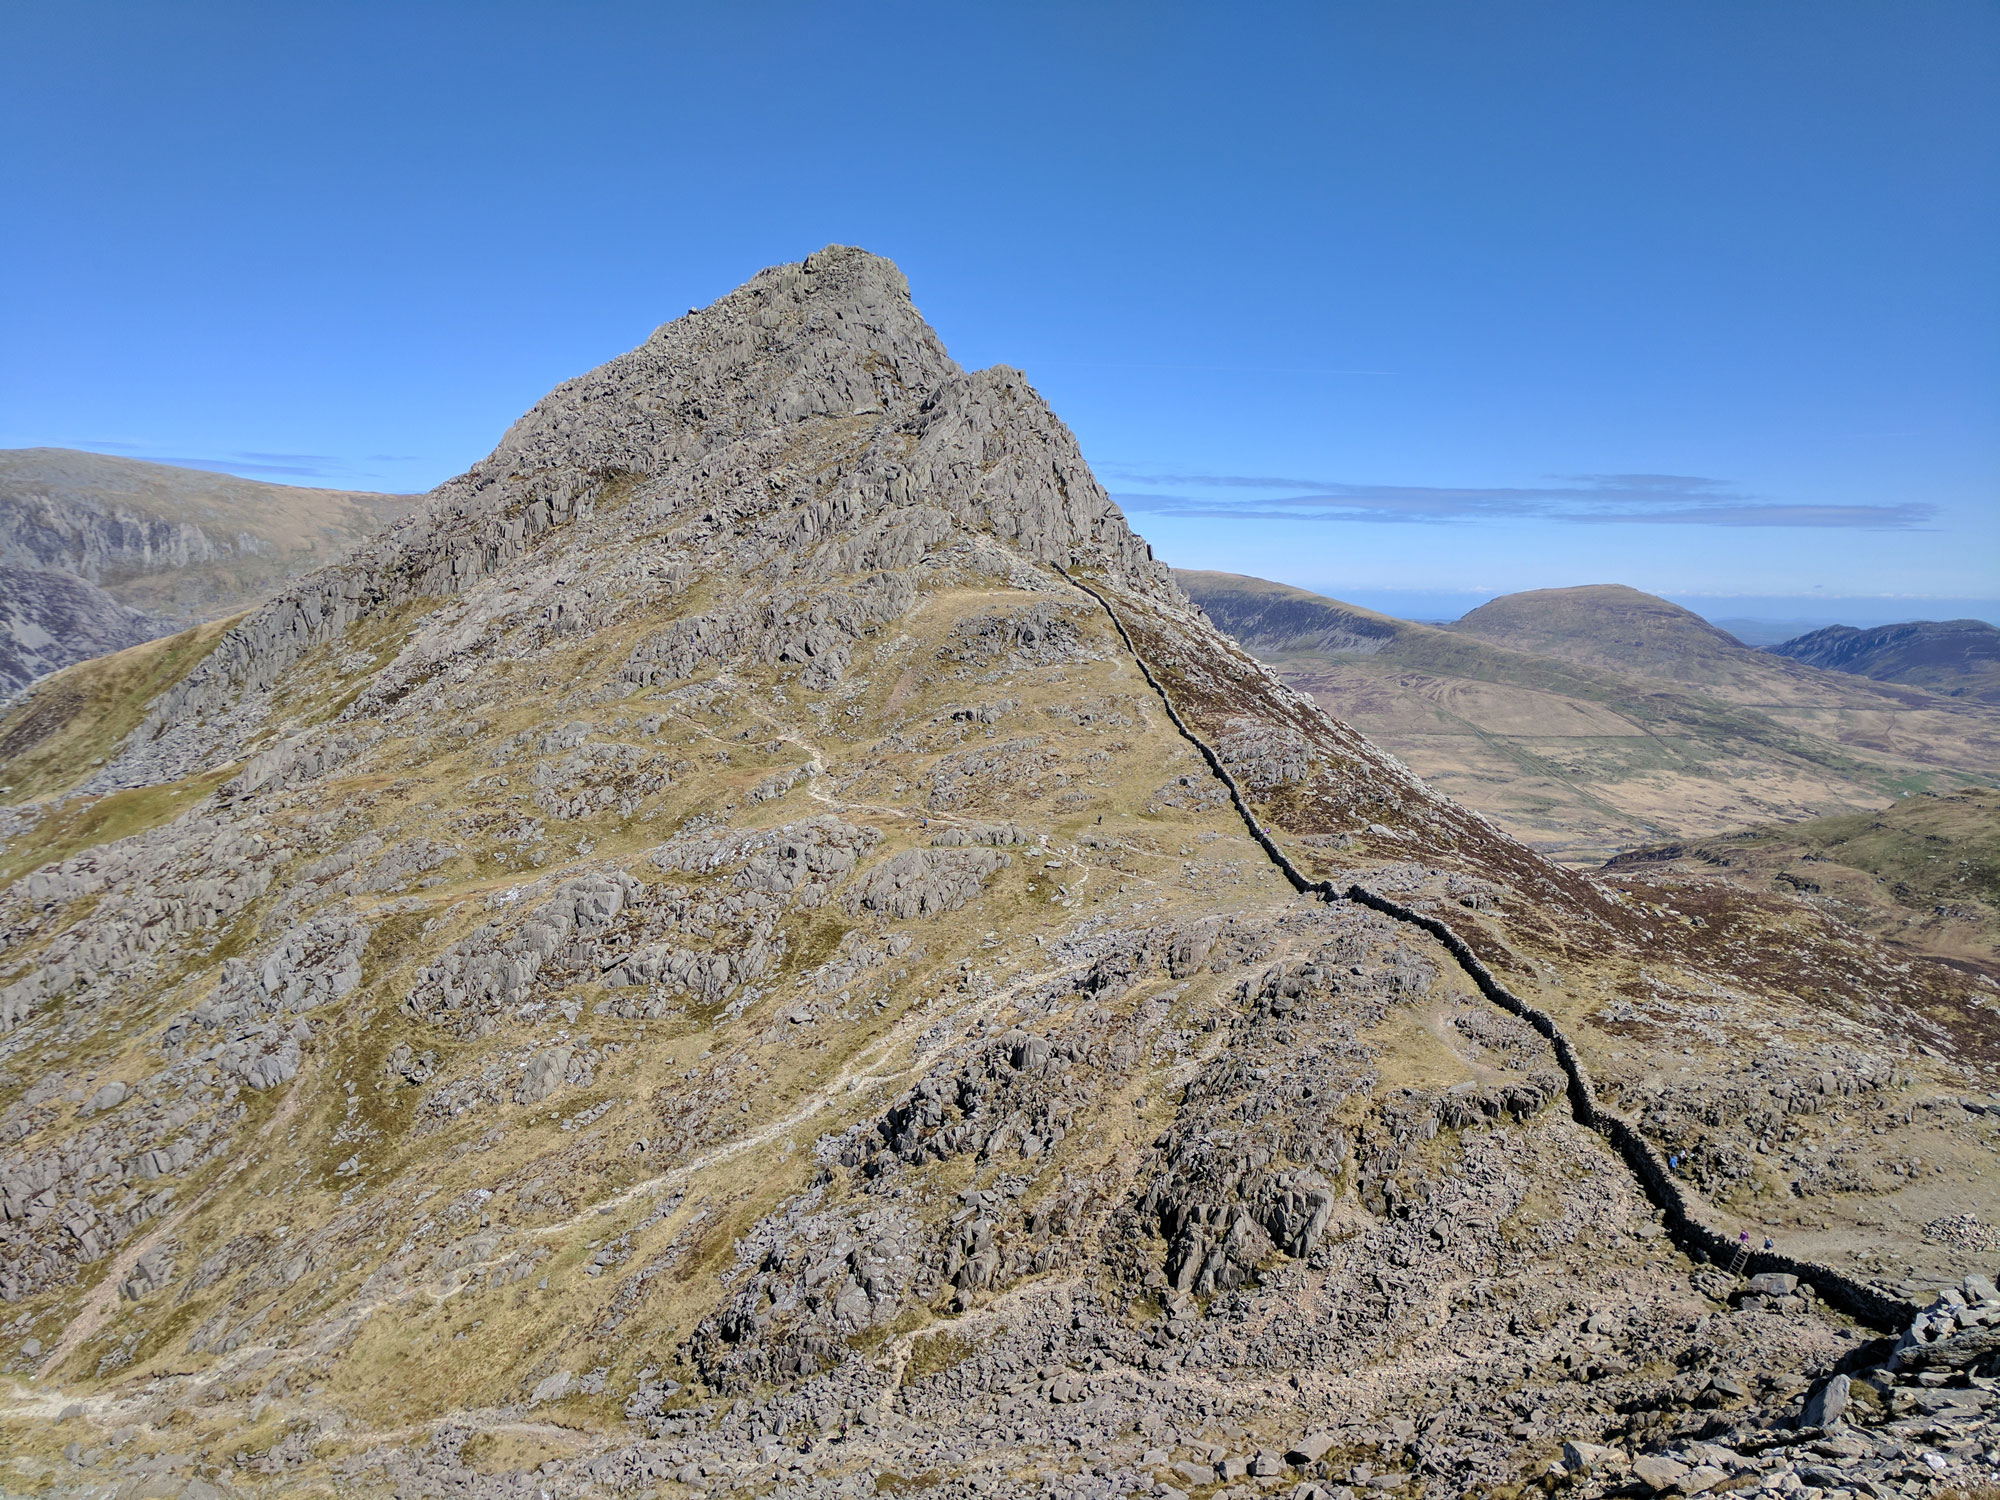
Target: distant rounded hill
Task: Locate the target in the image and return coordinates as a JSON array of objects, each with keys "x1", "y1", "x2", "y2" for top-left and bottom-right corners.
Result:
[
  {"x1": 1767, "y1": 617, "x2": 2000, "y2": 705},
  {"x1": 1448, "y1": 583, "x2": 1752, "y2": 682}
]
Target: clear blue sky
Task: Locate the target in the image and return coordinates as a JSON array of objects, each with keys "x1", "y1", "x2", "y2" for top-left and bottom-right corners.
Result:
[{"x1": 3, "y1": 2, "x2": 1994, "y2": 623}]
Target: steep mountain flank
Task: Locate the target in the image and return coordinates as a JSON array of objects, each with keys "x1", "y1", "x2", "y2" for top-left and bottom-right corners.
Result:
[
  {"x1": 1180, "y1": 570, "x2": 2000, "y2": 864},
  {"x1": 1, "y1": 252, "x2": 1996, "y2": 1500},
  {"x1": 1174, "y1": 570, "x2": 1408, "y2": 655},
  {"x1": 0, "y1": 449, "x2": 418, "y2": 686},
  {"x1": 1769, "y1": 619, "x2": 2000, "y2": 706}
]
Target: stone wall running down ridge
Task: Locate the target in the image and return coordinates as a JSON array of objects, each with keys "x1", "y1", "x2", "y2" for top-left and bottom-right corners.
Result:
[{"x1": 1061, "y1": 566, "x2": 1909, "y2": 1335}]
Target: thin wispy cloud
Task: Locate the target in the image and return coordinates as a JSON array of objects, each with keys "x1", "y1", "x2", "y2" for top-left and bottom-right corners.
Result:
[
  {"x1": 1031, "y1": 361, "x2": 1397, "y2": 376},
  {"x1": 68, "y1": 440, "x2": 375, "y2": 481},
  {"x1": 1569, "y1": 502, "x2": 1933, "y2": 529},
  {"x1": 1100, "y1": 467, "x2": 1935, "y2": 530}
]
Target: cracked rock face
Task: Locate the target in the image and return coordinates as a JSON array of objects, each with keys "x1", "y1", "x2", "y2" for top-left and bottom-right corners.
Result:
[{"x1": 1, "y1": 248, "x2": 1996, "y2": 1500}]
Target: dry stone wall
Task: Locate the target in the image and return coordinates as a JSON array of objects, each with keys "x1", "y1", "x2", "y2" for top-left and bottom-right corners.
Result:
[{"x1": 1069, "y1": 567, "x2": 1912, "y2": 1335}]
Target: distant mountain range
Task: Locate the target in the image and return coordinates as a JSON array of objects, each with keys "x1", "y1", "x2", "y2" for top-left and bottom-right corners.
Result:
[
  {"x1": 0, "y1": 447, "x2": 416, "y2": 693},
  {"x1": 1768, "y1": 617, "x2": 2000, "y2": 705},
  {"x1": 1179, "y1": 570, "x2": 1999, "y2": 864}
]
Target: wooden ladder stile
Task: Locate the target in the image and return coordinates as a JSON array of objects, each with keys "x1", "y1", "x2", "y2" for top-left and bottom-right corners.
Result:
[{"x1": 1728, "y1": 1241, "x2": 1751, "y2": 1278}]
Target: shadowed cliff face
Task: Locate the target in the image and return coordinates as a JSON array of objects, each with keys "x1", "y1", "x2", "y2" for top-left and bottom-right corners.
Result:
[
  {"x1": 0, "y1": 250, "x2": 1993, "y2": 1500},
  {"x1": 0, "y1": 564, "x2": 158, "y2": 695},
  {"x1": 1174, "y1": 569, "x2": 1405, "y2": 656},
  {"x1": 0, "y1": 449, "x2": 419, "y2": 692},
  {"x1": 0, "y1": 450, "x2": 419, "y2": 628}
]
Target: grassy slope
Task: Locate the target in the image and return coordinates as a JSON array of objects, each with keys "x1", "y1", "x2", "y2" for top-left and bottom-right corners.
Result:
[
  {"x1": 1605, "y1": 786, "x2": 2000, "y2": 975},
  {"x1": 0, "y1": 614, "x2": 240, "y2": 801},
  {"x1": 1, "y1": 560, "x2": 1993, "y2": 1469},
  {"x1": 0, "y1": 570, "x2": 1323, "y2": 1442}
]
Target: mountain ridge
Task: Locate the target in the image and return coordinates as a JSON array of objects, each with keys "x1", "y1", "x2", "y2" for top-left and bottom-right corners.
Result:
[
  {"x1": 1768, "y1": 617, "x2": 2000, "y2": 705},
  {"x1": 78, "y1": 248, "x2": 1173, "y2": 799},
  {"x1": 0, "y1": 448, "x2": 419, "y2": 693}
]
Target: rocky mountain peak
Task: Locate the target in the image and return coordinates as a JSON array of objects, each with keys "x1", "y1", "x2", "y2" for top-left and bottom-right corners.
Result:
[
  {"x1": 469, "y1": 246, "x2": 959, "y2": 494},
  {"x1": 74, "y1": 249, "x2": 1176, "y2": 790}
]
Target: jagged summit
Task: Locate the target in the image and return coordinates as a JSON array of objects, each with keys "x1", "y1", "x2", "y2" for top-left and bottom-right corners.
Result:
[
  {"x1": 78, "y1": 249, "x2": 1175, "y2": 792},
  {"x1": 435, "y1": 245, "x2": 1148, "y2": 572},
  {"x1": 473, "y1": 247, "x2": 959, "y2": 489}
]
